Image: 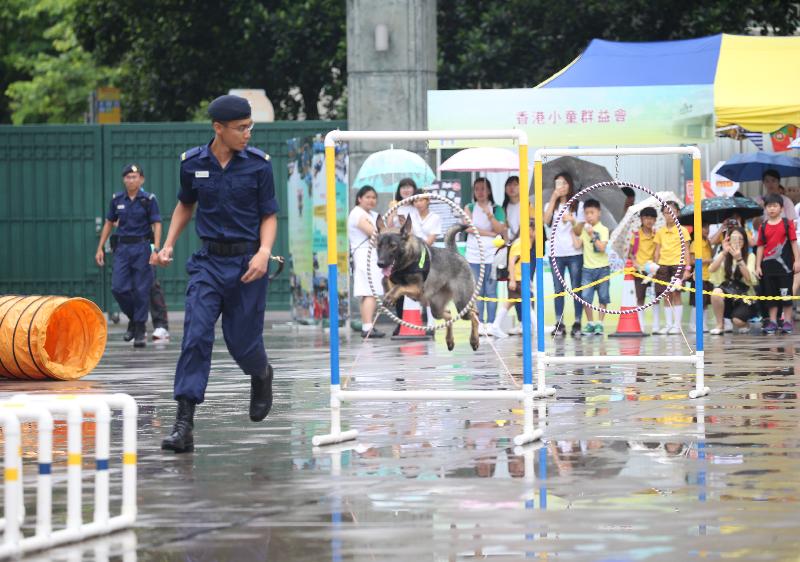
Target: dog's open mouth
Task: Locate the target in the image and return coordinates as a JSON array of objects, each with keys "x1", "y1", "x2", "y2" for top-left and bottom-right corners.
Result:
[{"x1": 381, "y1": 262, "x2": 394, "y2": 277}]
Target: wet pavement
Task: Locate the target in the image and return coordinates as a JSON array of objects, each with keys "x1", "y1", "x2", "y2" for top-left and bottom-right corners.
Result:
[{"x1": 3, "y1": 318, "x2": 800, "y2": 561}]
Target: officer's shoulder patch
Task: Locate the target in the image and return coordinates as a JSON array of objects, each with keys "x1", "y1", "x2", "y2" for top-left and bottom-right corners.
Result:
[
  {"x1": 147, "y1": 192, "x2": 155, "y2": 200},
  {"x1": 181, "y1": 146, "x2": 202, "y2": 162},
  {"x1": 246, "y1": 146, "x2": 270, "y2": 161},
  {"x1": 113, "y1": 191, "x2": 123, "y2": 199}
]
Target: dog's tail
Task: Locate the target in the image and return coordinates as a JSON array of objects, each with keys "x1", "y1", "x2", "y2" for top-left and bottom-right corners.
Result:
[{"x1": 444, "y1": 224, "x2": 470, "y2": 252}]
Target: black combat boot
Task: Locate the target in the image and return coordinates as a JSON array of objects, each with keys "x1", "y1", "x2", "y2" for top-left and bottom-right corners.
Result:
[
  {"x1": 123, "y1": 321, "x2": 134, "y2": 342},
  {"x1": 133, "y1": 322, "x2": 146, "y2": 348},
  {"x1": 161, "y1": 399, "x2": 195, "y2": 453},
  {"x1": 249, "y1": 364, "x2": 274, "y2": 422}
]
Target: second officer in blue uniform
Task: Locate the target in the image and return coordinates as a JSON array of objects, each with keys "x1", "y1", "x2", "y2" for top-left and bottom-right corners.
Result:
[
  {"x1": 156, "y1": 94, "x2": 278, "y2": 453},
  {"x1": 95, "y1": 164, "x2": 161, "y2": 348}
]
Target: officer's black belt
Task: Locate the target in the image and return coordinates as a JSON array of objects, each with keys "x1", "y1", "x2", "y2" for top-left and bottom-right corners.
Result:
[
  {"x1": 118, "y1": 236, "x2": 150, "y2": 244},
  {"x1": 203, "y1": 239, "x2": 259, "y2": 257}
]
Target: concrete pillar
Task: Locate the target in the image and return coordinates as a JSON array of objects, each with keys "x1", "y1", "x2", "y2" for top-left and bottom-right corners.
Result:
[{"x1": 346, "y1": 0, "x2": 437, "y2": 184}]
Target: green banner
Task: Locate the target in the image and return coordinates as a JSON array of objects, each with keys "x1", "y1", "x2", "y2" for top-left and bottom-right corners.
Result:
[{"x1": 428, "y1": 85, "x2": 714, "y2": 148}]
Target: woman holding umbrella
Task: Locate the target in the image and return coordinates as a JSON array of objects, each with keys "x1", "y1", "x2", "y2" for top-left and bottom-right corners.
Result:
[{"x1": 544, "y1": 172, "x2": 585, "y2": 337}]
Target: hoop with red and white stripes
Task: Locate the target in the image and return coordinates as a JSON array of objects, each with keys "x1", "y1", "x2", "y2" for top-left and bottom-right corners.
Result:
[{"x1": 549, "y1": 180, "x2": 688, "y2": 315}]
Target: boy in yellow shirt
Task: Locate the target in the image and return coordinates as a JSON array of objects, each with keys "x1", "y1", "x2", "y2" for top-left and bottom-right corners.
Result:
[
  {"x1": 629, "y1": 206, "x2": 658, "y2": 331},
  {"x1": 492, "y1": 218, "x2": 535, "y2": 337},
  {"x1": 653, "y1": 201, "x2": 691, "y2": 334},
  {"x1": 689, "y1": 223, "x2": 713, "y2": 333},
  {"x1": 572, "y1": 199, "x2": 610, "y2": 335}
]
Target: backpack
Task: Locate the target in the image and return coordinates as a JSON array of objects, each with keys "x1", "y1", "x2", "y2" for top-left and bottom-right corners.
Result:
[
  {"x1": 759, "y1": 218, "x2": 794, "y2": 274},
  {"x1": 493, "y1": 242, "x2": 511, "y2": 281}
]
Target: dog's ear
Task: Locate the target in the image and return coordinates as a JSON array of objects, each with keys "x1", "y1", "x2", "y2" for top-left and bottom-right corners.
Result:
[
  {"x1": 400, "y1": 215, "x2": 413, "y2": 237},
  {"x1": 376, "y1": 215, "x2": 387, "y2": 233}
]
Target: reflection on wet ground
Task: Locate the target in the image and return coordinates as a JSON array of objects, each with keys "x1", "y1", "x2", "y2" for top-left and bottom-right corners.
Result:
[{"x1": 2, "y1": 322, "x2": 800, "y2": 560}]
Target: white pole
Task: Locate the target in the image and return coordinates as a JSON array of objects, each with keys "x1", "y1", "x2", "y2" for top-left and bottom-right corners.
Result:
[
  {"x1": 2, "y1": 412, "x2": 22, "y2": 548},
  {"x1": 543, "y1": 354, "x2": 698, "y2": 365}
]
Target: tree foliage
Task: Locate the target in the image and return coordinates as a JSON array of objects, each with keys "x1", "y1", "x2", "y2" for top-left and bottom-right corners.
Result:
[
  {"x1": 2, "y1": 0, "x2": 799, "y2": 123},
  {"x1": 73, "y1": 0, "x2": 345, "y2": 121},
  {"x1": 1, "y1": 0, "x2": 116, "y2": 124},
  {"x1": 437, "y1": 0, "x2": 800, "y2": 90}
]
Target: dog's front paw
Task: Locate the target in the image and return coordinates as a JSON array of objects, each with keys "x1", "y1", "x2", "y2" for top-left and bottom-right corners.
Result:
[{"x1": 382, "y1": 293, "x2": 397, "y2": 307}]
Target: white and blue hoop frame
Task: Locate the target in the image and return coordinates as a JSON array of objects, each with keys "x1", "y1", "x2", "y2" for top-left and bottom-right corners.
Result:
[
  {"x1": 533, "y1": 147, "x2": 710, "y2": 400},
  {"x1": 313, "y1": 129, "x2": 547, "y2": 449}
]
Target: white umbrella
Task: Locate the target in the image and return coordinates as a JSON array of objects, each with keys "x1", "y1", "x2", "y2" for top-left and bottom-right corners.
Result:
[
  {"x1": 439, "y1": 147, "x2": 522, "y2": 172},
  {"x1": 608, "y1": 192, "x2": 682, "y2": 260}
]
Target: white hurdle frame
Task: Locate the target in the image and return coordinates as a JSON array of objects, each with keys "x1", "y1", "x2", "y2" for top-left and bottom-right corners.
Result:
[
  {"x1": 313, "y1": 129, "x2": 545, "y2": 448},
  {"x1": 532, "y1": 147, "x2": 709, "y2": 399},
  {"x1": 0, "y1": 393, "x2": 137, "y2": 559}
]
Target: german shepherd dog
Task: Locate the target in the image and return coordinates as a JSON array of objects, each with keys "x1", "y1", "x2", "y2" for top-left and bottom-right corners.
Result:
[{"x1": 376, "y1": 218, "x2": 479, "y2": 351}]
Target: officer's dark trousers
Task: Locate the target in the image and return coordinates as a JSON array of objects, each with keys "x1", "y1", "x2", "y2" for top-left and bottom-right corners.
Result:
[
  {"x1": 174, "y1": 249, "x2": 268, "y2": 404},
  {"x1": 112, "y1": 243, "x2": 153, "y2": 324},
  {"x1": 149, "y1": 268, "x2": 169, "y2": 329}
]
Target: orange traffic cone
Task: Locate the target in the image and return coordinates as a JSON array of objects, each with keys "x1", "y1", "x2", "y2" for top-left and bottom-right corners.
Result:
[
  {"x1": 609, "y1": 260, "x2": 649, "y2": 338},
  {"x1": 391, "y1": 297, "x2": 432, "y2": 340}
]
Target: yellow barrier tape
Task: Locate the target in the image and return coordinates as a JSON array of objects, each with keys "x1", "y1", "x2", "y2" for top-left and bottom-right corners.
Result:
[
  {"x1": 477, "y1": 268, "x2": 626, "y2": 303},
  {"x1": 477, "y1": 267, "x2": 800, "y2": 303},
  {"x1": 629, "y1": 270, "x2": 800, "y2": 302}
]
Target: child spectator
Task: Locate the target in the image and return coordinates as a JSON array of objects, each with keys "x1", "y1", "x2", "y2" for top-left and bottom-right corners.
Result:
[
  {"x1": 689, "y1": 223, "x2": 714, "y2": 332},
  {"x1": 629, "y1": 207, "x2": 658, "y2": 331},
  {"x1": 572, "y1": 199, "x2": 610, "y2": 335},
  {"x1": 653, "y1": 201, "x2": 691, "y2": 334},
  {"x1": 491, "y1": 218, "x2": 536, "y2": 338},
  {"x1": 756, "y1": 193, "x2": 800, "y2": 334}
]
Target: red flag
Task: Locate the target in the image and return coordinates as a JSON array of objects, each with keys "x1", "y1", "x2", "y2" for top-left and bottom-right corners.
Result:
[{"x1": 771, "y1": 125, "x2": 797, "y2": 152}]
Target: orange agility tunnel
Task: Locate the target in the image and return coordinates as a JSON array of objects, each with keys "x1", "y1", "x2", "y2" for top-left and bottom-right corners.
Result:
[{"x1": 0, "y1": 295, "x2": 107, "y2": 380}]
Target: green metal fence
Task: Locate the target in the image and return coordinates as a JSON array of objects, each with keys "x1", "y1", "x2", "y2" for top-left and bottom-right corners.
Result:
[{"x1": 0, "y1": 120, "x2": 346, "y2": 313}]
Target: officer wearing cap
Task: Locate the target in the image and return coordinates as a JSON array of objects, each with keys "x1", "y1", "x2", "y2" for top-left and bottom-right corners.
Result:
[
  {"x1": 95, "y1": 164, "x2": 162, "y2": 347},
  {"x1": 156, "y1": 94, "x2": 279, "y2": 453}
]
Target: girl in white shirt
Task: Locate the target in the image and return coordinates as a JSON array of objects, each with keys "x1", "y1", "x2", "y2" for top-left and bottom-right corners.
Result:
[
  {"x1": 502, "y1": 175, "x2": 521, "y2": 239},
  {"x1": 543, "y1": 172, "x2": 585, "y2": 337},
  {"x1": 348, "y1": 185, "x2": 385, "y2": 338},
  {"x1": 464, "y1": 177, "x2": 508, "y2": 332},
  {"x1": 409, "y1": 194, "x2": 442, "y2": 245}
]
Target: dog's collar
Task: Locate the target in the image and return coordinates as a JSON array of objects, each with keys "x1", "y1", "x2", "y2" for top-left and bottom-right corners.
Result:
[{"x1": 392, "y1": 243, "x2": 431, "y2": 281}]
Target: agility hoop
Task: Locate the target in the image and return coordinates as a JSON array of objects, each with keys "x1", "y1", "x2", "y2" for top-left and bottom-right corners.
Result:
[
  {"x1": 314, "y1": 129, "x2": 546, "y2": 450},
  {"x1": 533, "y1": 146, "x2": 709, "y2": 400},
  {"x1": 365, "y1": 192, "x2": 485, "y2": 332},
  {"x1": 549, "y1": 180, "x2": 688, "y2": 315}
]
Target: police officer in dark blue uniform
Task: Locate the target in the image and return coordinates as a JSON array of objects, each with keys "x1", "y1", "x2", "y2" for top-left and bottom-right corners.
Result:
[
  {"x1": 96, "y1": 164, "x2": 161, "y2": 348},
  {"x1": 156, "y1": 94, "x2": 278, "y2": 453}
]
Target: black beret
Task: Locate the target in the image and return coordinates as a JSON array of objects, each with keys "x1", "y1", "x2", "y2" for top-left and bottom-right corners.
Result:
[
  {"x1": 208, "y1": 94, "x2": 251, "y2": 122},
  {"x1": 122, "y1": 163, "x2": 144, "y2": 176}
]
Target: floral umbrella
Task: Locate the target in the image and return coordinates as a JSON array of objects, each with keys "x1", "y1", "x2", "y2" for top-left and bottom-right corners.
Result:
[{"x1": 608, "y1": 191, "x2": 682, "y2": 260}]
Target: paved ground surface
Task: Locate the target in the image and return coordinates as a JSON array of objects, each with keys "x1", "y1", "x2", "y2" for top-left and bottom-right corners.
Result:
[{"x1": 4, "y1": 317, "x2": 799, "y2": 561}]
